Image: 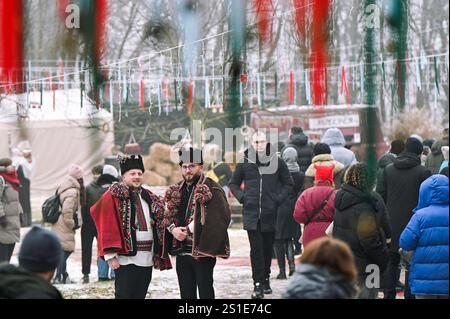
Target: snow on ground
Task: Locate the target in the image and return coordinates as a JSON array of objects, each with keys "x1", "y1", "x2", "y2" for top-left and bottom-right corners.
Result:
[{"x1": 11, "y1": 227, "x2": 289, "y2": 299}]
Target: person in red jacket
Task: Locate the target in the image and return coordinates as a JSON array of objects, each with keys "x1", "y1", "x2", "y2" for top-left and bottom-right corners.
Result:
[
  {"x1": 294, "y1": 165, "x2": 337, "y2": 248},
  {"x1": 90, "y1": 155, "x2": 171, "y2": 299}
]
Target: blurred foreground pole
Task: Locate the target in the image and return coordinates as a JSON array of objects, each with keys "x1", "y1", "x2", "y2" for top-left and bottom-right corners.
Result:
[
  {"x1": 363, "y1": 0, "x2": 378, "y2": 187},
  {"x1": 227, "y1": 0, "x2": 246, "y2": 129}
]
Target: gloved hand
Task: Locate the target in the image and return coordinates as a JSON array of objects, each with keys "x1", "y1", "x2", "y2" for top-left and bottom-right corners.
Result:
[{"x1": 0, "y1": 216, "x2": 7, "y2": 228}]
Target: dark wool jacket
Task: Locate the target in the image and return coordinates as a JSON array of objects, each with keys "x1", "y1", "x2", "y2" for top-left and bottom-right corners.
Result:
[
  {"x1": 82, "y1": 174, "x2": 118, "y2": 232},
  {"x1": 282, "y1": 264, "x2": 358, "y2": 299},
  {"x1": 0, "y1": 264, "x2": 63, "y2": 299},
  {"x1": 229, "y1": 144, "x2": 294, "y2": 233},
  {"x1": 376, "y1": 152, "x2": 431, "y2": 250},
  {"x1": 333, "y1": 184, "x2": 392, "y2": 276},
  {"x1": 281, "y1": 133, "x2": 314, "y2": 173},
  {"x1": 163, "y1": 176, "x2": 231, "y2": 259}
]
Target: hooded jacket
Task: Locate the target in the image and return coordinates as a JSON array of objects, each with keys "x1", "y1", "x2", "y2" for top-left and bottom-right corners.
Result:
[
  {"x1": 0, "y1": 176, "x2": 23, "y2": 244},
  {"x1": 283, "y1": 264, "x2": 358, "y2": 299},
  {"x1": 304, "y1": 154, "x2": 346, "y2": 189},
  {"x1": 51, "y1": 176, "x2": 81, "y2": 252},
  {"x1": 375, "y1": 153, "x2": 396, "y2": 196},
  {"x1": 229, "y1": 144, "x2": 294, "y2": 232},
  {"x1": 321, "y1": 128, "x2": 357, "y2": 168},
  {"x1": 400, "y1": 175, "x2": 449, "y2": 297},
  {"x1": 0, "y1": 264, "x2": 63, "y2": 299},
  {"x1": 377, "y1": 152, "x2": 431, "y2": 250},
  {"x1": 333, "y1": 184, "x2": 392, "y2": 276},
  {"x1": 294, "y1": 185, "x2": 336, "y2": 247},
  {"x1": 425, "y1": 139, "x2": 449, "y2": 175},
  {"x1": 281, "y1": 133, "x2": 314, "y2": 173}
]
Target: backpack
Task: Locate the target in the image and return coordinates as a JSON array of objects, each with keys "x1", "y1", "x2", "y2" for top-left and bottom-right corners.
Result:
[{"x1": 41, "y1": 191, "x2": 61, "y2": 224}]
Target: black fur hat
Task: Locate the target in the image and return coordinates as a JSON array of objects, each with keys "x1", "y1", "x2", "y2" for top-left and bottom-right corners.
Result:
[{"x1": 118, "y1": 154, "x2": 145, "y2": 176}]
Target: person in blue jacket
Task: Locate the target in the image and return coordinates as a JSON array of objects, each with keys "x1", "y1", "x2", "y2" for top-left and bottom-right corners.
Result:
[{"x1": 400, "y1": 175, "x2": 449, "y2": 299}]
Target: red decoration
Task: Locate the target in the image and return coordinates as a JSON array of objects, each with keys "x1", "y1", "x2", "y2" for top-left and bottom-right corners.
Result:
[
  {"x1": 293, "y1": 0, "x2": 307, "y2": 40},
  {"x1": 253, "y1": 0, "x2": 273, "y2": 44},
  {"x1": 57, "y1": 0, "x2": 71, "y2": 21},
  {"x1": 95, "y1": 0, "x2": 107, "y2": 67},
  {"x1": 311, "y1": 0, "x2": 331, "y2": 106},
  {"x1": 240, "y1": 74, "x2": 248, "y2": 83},
  {"x1": 188, "y1": 79, "x2": 193, "y2": 116},
  {"x1": 289, "y1": 70, "x2": 294, "y2": 104},
  {"x1": 340, "y1": 66, "x2": 350, "y2": 105},
  {"x1": 0, "y1": 0, "x2": 24, "y2": 93}
]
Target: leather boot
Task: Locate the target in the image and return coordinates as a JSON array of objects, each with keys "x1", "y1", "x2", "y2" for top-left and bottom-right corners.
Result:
[
  {"x1": 264, "y1": 278, "x2": 273, "y2": 294},
  {"x1": 274, "y1": 240, "x2": 287, "y2": 280},
  {"x1": 286, "y1": 240, "x2": 296, "y2": 276}
]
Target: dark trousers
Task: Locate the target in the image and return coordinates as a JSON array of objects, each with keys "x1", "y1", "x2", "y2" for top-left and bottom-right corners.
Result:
[
  {"x1": 247, "y1": 225, "x2": 275, "y2": 285},
  {"x1": 81, "y1": 225, "x2": 97, "y2": 275},
  {"x1": 176, "y1": 255, "x2": 216, "y2": 299},
  {"x1": 293, "y1": 224, "x2": 302, "y2": 254},
  {"x1": 274, "y1": 239, "x2": 294, "y2": 272},
  {"x1": 0, "y1": 243, "x2": 15, "y2": 264},
  {"x1": 115, "y1": 264, "x2": 153, "y2": 299},
  {"x1": 383, "y1": 250, "x2": 414, "y2": 299},
  {"x1": 55, "y1": 250, "x2": 72, "y2": 280}
]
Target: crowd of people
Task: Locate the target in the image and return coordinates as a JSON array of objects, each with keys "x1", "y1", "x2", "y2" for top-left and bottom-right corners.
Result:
[{"x1": 0, "y1": 126, "x2": 448, "y2": 300}]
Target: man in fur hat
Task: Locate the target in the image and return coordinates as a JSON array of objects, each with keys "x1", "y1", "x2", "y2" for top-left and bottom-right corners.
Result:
[
  {"x1": 160, "y1": 148, "x2": 231, "y2": 299},
  {"x1": 90, "y1": 155, "x2": 171, "y2": 299}
]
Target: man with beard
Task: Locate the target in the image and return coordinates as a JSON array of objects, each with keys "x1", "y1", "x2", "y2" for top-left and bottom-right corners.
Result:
[
  {"x1": 229, "y1": 132, "x2": 294, "y2": 299},
  {"x1": 91, "y1": 155, "x2": 171, "y2": 299},
  {"x1": 161, "y1": 148, "x2": 231, "y2": 299}
]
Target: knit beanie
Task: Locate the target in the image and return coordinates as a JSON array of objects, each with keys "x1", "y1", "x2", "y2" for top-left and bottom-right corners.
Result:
[
  {"x1": 405, "y1": 137, "x2": 424, "y2": 155},
  {"x1": 103, "y1": 164, "x2": 119, "y2": 179},
  {"x1": 0, "y1": 158, "x2": 12, "y2": 167},
  {"x1": 19, "y1": 226, "x2": 62, "y2": 274},
  {"x1": 68, "y1": 164, "x2": 84, "y2": 180}
]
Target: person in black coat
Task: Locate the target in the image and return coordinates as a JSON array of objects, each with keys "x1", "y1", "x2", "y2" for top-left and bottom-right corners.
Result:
[
  {"x1": 281, "y1": 127, "x2": 314, "y2": 173},
  {"x1": 81, "y1": 165, "x2": 119, "y2": 283},
  {"x1": 0, "y1": 226, "x2": 63, "y2": 299},
  {"x1": 333, "y1": 163, "x2": 392, "y2": 299},
  {"x1": 275, "y1": 147, "x2": 305, "y2": 280},
  {"x1": 375, "y1": 140, "x2": 405, "y2": 194},
  {"x1": 376, "y1": 138, "x2": 431, "y2": 299},
  {"x1": 229, "y1": 131, "x2": 294, "y2": 299}
]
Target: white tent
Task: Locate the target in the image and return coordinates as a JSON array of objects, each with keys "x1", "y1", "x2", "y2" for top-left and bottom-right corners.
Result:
[{"x1": 0, "y1": 89, "x2": 115, "y2": 208}]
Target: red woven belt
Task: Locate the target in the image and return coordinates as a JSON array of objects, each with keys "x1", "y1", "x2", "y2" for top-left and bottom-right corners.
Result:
[{"x1": 137, "y1": 240, "x2": 153, "y2": 252}]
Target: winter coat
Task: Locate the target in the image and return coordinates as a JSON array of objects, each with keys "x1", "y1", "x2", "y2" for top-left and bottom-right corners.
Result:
[
  {"x1": 281, "y1": 133, "x2": 314, "y2": 173},
  {"x1": 294, "y1": 185, "x2": 336, "y2": 247},
  {"x1": 0, "y1": 176, "x2": 23, "y2": 244},
  {"x1": 52, "y1": 176, "x2": 81, "y2": 252},
  {"x1": 276, "y1": 172, "x2": 301, "y2": 240},
  {"x1": 0, "y1": 264, "x2": 63, "y2": 299},
  {"x1": 333, "y1": 184, "x2": 392, "y2": 277},
  {"x1": 375, "y1": 153, "x2": 396, "y2": 197},
  {"x1": 376, "y1": 152, "x2": 431, "y2": 251},
  {"x1": 304, "y1": 154, "x2": 346, "y2": 189},
  {"x1": 229, "y1": 145, "x2": 294, "y2": 233},
  {"x1": 425, "y1": 139, "x2": 448, "y2": 175},
  {"x1": 321, "y1": 128, "x2": 357, "y2": 168},
  {"x1": 82, "y1": 174, "x2": 118, "y2": 233},
  {"x1": 282, "y1": 264, "x2": 358, "y2": 299},
  {"x1": 400, "y1": 175, "x2": 449, "y2": 297}
]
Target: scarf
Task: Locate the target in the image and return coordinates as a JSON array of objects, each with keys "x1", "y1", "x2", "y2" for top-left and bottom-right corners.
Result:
[{"x1": 0, "y1": 171, "x2": 21, "y2": 192}]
